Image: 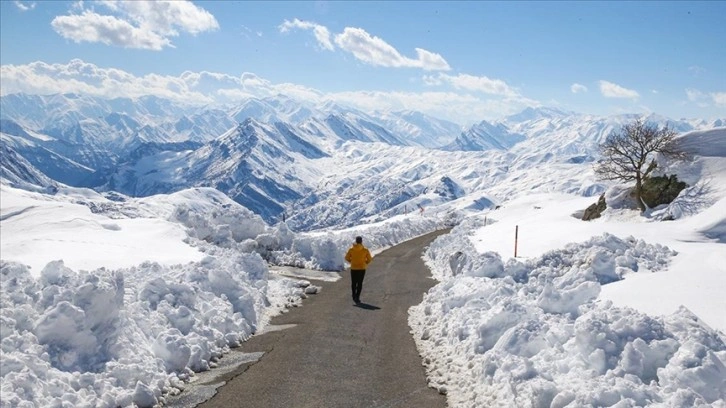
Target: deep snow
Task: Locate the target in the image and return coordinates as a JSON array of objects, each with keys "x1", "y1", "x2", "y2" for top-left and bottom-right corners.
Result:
[
  {"x1": 1, "y1": 127, "x2": 725, "y2": 407},
  {"x1": 408, "y1": 142, "x2": 726, "y2": 406},
  {"x1": 0, "y1": 185, "x2": 442, "y2": 407}
]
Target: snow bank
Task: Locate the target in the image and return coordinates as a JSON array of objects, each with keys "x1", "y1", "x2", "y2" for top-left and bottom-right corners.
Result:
[
  {"x1": 411, "y1": 223, "x2": 726, "y2": 407},
  {"x1": 154, "y1": 188, "x2": 445, "y2": 272},
  {"x1": 0, "y1": 245, "x2": 274, "y2": 407},
  {"x1": 0, "y1": 185, "x2": 446, "y2": 407},
  {"x1": 0, "y1": 186, "x2": 205, "y2": 275},
  {"x1": 263, "y1": 212, "x2": 445, "y2": 271}
]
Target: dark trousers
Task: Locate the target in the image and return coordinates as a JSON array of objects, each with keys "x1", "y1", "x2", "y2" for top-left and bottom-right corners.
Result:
[{"x1": 350, "y1": 269, "x2": 366, "y2": 301}]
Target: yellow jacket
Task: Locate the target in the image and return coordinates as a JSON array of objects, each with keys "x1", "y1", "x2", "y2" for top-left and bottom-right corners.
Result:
[{"x1": 345, "y1": 243, "x2": 372, "y2": 270}]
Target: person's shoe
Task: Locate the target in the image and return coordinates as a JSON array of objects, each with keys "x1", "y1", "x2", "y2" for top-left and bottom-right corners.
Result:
[{"x1": 354, "y1": 297, "x2": 361, "y2": 304}]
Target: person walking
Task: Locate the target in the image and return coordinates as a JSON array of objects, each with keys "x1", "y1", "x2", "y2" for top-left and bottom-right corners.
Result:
[{"x1": 345, "y1": 236, "x2": 372, "y2": 304}]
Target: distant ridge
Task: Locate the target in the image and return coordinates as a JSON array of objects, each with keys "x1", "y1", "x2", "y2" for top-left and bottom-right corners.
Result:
[{"x1": 1, "y1": 92, "x2": 723, "y2": 228}]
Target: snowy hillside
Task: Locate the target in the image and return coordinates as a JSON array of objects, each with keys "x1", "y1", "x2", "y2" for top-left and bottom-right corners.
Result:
[
  {"x1": 0, "y1": 181, "x2": 445, "y2": 406},
  {"x1": 103, "y1": 119, "x2": 326, "y2": 221},
  {"x1": 1, "y1": 90, "x2": 725, "y2": 408},
  {"x1": 409, "y1": 128, "x2": 726, "y2": 407},
  {"x1": 369, "y1": 109, "x2": 462, "y2": 148},
  {"x1": 443, "y1": 119, "x2": 524, "y2": 151},
  {"x1": 1, "y1": 126, "x2": 725, "y2": 407},
  {"x1": 0, "y1": 142, "x2": 58, "y2": 191},
  {"x1": 0, "y1": 93, "x2": 467, "y2": 222}
]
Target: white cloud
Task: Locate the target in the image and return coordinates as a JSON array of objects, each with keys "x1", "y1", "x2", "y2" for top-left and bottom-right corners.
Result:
[
  {"x1": 571, "y1": 83, "x2": 587, "y2": 94},
  {"x1": 329, "y1": 90, "x2": 527, "y2": 123},
  {"x1": 14, "y1": 1, "x2": 36, "y2": 11},
  {"x1": 0, "y1": 59, "x2": 533, "y2": 124},
  {"x1": 279, "y1": 18, "x2": 333, "y2": 51},
  {"x1": 334, "y1": 27, "x2": 450, "y2": 71},
  {"x1": 0, "y1": 59, "x2": 326, "y2": 107},
  {"x1": 598, "y1": 80, "x2": 639, "y2": 99},
  {"x1": 424, "y1": 73, "x2": 517, "y2": 97},
  {"x1": 51, "y1": 1, "x2": 218, "y2": 50},
  {"x1": 688, "y1": 65, "x2": 706, "y2": 76},
  {"x1": 238, "y1": 25, "x2": 264, "y2": 42},
  {"x1": 412, "y1": 48, "x2": 451, "y2": 71},
  {"x1": 329, "y1": 75, "x2": 541, "y2": 123},
  {"x1": 52, "y1": 10, "x2": 171, "y2": 50},
  {"x1": 1, "y1": 60, "x2": 208, "y2": 102},
  {"x1": 684, "y1": 88, "x2": 726, "y2": 108},
  {"x1": 279, "y1": 20, "x2": 450, "y2": 71},
  {"x1": 422, "y1": 75, "x2": 444, "y2": 86},
  {"x1": 684, "y1": 88, "x2": 712, "y2": 108},
  {"x1": 107, "y1": 1, "x2": 219, "y2": 36},
  {"x1": 711, "y1": 92, "x2": 726, "y2": 106},
  {"x1": 686, "y1": 88, "x2": 705, "y2": 102}
]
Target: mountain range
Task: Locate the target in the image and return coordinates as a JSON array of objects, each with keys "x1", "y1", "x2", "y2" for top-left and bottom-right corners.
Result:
[{"x1": 1, "y1": 92, "x2": 723, "y2": 230}]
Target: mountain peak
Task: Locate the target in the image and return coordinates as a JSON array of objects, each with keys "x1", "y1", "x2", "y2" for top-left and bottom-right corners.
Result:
[{"x1": 504, "y1": 106, "x2": 571, "y2": 123}]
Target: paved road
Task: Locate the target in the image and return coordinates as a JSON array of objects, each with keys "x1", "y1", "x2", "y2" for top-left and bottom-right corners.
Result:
[{"x1": 196, "y1": 229, "x2": 449, "y2": 408}]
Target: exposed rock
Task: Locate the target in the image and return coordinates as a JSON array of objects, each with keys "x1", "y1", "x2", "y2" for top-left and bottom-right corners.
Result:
[
  {"x1": 582, "y1": 194, "x2": 607, "y2": 221},
  {"x1": 641, "y1": 174, "x2": 688, "y2": 209}
]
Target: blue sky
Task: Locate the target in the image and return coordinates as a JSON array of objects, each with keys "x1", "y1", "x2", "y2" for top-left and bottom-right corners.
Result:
[{"x1": 1, "y1": 1, "x2": 724, "y2": 124}]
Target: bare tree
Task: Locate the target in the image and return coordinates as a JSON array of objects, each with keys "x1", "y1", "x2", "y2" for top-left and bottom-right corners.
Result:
[{"x1": 594, "y1": 119, "x2": 687, "y2": 212}]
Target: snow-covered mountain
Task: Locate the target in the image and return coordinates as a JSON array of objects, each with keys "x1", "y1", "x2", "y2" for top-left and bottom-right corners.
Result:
[
  {"x1": 0, "y1": 143, "x2": 58, "y2": 192},
  {"x1": 310, "y1": 112, "x2": 407, "y2": 146},
  {"x1": 1, "y1": 93, "x2": 724, "y2": 228},
  {"x1": 230, "y1": 98, "x2": 286, "y2": 124},
  {"x1": 0, "y1": 94, "x2": 236, "y2": 182},
  {"x1": 1, "y1": 92, "x2": 444, "y2": 221},
  {"x1": 2, "y1": 91, "x2": 726, "y2": 408},
  {"x1": 230, "y1": 95, "x2": 317, "y2": 125},
  {"x1": 443, "y1": 119, "x2": 524, "y2": 151},
  {"x1": 1, "y1": 120, "x2": 102, "y2": 186},
  {"x1": 0, "y1": 93, "x2": 190, "y2": 131},
  {"x1": 2, "y1": 123, "x2": 725, "y2": 408},
  {"x1": 104, "y1": 119, "x2": 326, "y2": 221},
  {"x1": 372, "y1": 110, "x2": 462, "y2": 148}
]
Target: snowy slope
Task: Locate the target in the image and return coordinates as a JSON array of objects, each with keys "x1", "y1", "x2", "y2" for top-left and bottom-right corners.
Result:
[
  {"x1": 2, "y1": 126, "x2": 725, "y2": 406},
  {"x1": 409, "y1": 128, "x2": 726, "y2": 407},
  {"x1": 1, "y1": 91, "x2": 725, "y2": 408},
  {"x1": 2, "y1": 92, "x2": 725, "y2": 232},
  {"x1": 311, "y1": 112, "x2": 407, "y2": 146},
  {"x1": 0, "y1": 142, "x2": 58, "y2": 191},
  {"x1": 0, "y1": 94, "x2": 235, "y2": 168},
  {"x1": 104, "y1": 119, "x2": 327, "y2": 222},
  {"x1": 1, "y1": 132, "x2": 100, "y2": 187},
  {"x1": 0, "y1": 177, "x2": 449, "y2": 406},
  {"x1": 443, "y1": 119, "x2": 525, "y2": 151},
  {"x1": 371, "y1": 109, "x2": 462, "y2": 147}
]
